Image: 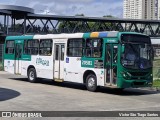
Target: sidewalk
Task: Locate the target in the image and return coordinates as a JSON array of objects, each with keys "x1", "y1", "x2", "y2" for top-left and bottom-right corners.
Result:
[{"x1": 0, "y1": 71, "x2": 8, "y2": 74}]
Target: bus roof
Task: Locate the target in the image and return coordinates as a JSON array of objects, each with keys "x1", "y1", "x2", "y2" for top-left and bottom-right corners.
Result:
[
  {"x1": 83, "y1": 31, "x2": 118, "y2": 38},
  {"x1": 34, "y1": 33, "x2": 84, "y2": 39},
  {"x1": 5, "y1": 31, "x2": 146, "y2": 40}
]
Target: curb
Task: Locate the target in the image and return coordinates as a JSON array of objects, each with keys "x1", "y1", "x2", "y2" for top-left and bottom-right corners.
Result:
[
  {"x1": 148, "y1": 87, "x2": 160, "y2": 91},
  {"x1": 0, "y1": 71, "x2": 8, "y2": 74},
  {"x1": 140, "y1": 87, "x2": 160, "y2": 91},
  {"x1": 152, "y1": 87, "x2": 160, "y2": 91}
]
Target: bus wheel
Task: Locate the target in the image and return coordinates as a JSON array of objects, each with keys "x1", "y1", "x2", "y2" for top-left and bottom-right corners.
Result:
[
  {"x1": 28, "y1": 68, "x2": 37, "y2": 83},
  {"x1": 116, "y1": 88, "x2": 125, "y2": 92},
  {"x1": 86, "y1": 74, "x2": 97, "y2": 92}
]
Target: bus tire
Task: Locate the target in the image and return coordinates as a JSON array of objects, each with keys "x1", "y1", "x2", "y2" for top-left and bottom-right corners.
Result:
[
  {"x1": 28, "y1": 68, "x2": 37, "y2": 83},
  {"x1": 86, "y1": 74, "x2": 97, "y2": 92},
  {"x1": 116, "y1": 88, "x2": 125, "y2": 92}
]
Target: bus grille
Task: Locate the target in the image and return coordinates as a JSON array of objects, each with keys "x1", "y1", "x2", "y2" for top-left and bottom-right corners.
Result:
[
  {"x1": 133, "y1": 82, "x2": 145, "y2": 86},
  {"x1": 130, "y1": 72, "x2": 149, "y2": 76}
]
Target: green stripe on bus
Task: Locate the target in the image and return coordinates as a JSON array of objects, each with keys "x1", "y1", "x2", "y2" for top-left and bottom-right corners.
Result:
[
  {"x1": 6, "y1": 35, "x2": 34, "y2": 40},
  {"x1": 83, "y1": 33, "x2": 90, "y2": 38},
  {"x1": 4, "y1": 35, "x2": 33, "y2": 61}
]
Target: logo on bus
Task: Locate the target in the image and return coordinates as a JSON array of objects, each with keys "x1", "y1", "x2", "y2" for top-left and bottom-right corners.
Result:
[{"x1": 36, "y1": 58, "x2": 49, "y2": 66}]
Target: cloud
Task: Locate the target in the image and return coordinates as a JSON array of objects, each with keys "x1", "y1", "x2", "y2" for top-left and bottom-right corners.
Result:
[{"x1": 1, "y1": 0, "x2": 123, "y2": 17}]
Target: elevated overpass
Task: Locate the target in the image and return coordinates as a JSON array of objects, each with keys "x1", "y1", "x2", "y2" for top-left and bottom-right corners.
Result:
[{"x1": 0, "y1": 5, "x2": 160, "y2": 38}]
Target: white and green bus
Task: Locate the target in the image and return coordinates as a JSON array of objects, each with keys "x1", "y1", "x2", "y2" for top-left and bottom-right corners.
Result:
[{"x1": 4, "y1": 31, "x2": 153, "y2": 91}]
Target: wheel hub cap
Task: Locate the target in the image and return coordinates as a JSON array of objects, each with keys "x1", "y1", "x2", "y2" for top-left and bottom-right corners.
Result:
[
  {"x1": 29, "y1": 71, "x2": 34, "y2": 80},
  {"x1": 88, "y1": 77, "x2": 95, "y2": 88}
]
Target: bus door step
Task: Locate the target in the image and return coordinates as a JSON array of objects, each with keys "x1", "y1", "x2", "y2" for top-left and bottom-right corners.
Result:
[
  {"x1": 105, "y1": 84, "x2": 117, "y2": 88},
  {"x1": 54, "y1": 78, "x2": 64, "y2": 82},
  {"x1": 15, "y1": 73, "x2": 21, "y2": 75}
]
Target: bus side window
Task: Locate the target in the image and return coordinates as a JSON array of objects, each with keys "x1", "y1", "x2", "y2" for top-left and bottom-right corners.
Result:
[
  {"x1": 86, "y1": 40, "x2": 92, "y2": 57},
  {"x1": 86, "y1": 39, "x2": 102, "y2": 57},
  {"x1": 67, "y1": 38, "x2": 84, "y2": 57},
  {"x1": 24, "y1": 40, "x2": 39, "y2": 55},
  {"x1": 5, "y1": 40, "x2": 15, "y2": 54},
  {"x1": 39, "y1": 39, "x2": 53, "y2": 56}
]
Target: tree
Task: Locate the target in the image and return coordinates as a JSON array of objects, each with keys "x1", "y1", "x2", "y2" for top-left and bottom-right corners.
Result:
[
  {"x1": 58, "y1": 14, "x2": 85, "y2": 32},
  {"x1": 57, "y1": 14, "x2": 118, "y2": 33},
  {"x1": 103, "y1": 15, "x2": 115, "y2": 18}
]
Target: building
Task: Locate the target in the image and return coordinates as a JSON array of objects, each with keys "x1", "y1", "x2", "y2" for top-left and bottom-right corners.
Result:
[
  {"x1": 123, "y1": 0, "x2": 159, "y2": 20},
  {"x1": 158, "y1": 0, "x2": 160, "y2": 19}
]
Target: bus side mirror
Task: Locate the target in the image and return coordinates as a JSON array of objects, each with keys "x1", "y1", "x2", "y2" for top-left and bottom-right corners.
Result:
[{"x1": 122, "y1": 45, "x2": 125, "y2": 53}]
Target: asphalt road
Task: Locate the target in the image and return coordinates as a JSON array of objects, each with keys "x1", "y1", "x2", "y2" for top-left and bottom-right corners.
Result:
[{"x1": 0, "y1": 71, "x2": 160, "y2": 120}]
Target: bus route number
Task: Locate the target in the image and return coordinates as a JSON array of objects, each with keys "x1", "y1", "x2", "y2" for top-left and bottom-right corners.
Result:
[{"x1": 82, "y1": 60, "x2": 92, "y2": 66}]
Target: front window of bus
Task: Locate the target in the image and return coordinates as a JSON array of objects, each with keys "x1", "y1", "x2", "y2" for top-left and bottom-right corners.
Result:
[{"x1": 121, "y1": 34, "x2": 153, "y2": 69}]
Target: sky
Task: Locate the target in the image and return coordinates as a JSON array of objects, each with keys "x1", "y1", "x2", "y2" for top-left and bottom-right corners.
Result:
[{"x1": 0, "y1": 0, "x2": 123, "y2": 18}]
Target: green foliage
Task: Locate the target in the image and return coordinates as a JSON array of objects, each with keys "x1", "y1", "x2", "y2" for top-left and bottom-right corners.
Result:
[
  {"x1": 103, "y1": 15, "x2": 115, "y2": 18},
  {"x1": 75, "y1": 14, "x2": 85, "y2": 16},
  {"x1": 58, "y1": 14, "x2": 117, "y2": 32},
  {"x1": 0, "y1": 62, "x2": 3, "y2": 71},
  {"x1": 155, "y1": 69, "x2": 160, "y2": 78},
  {"x1": 153, "y1": 80, "x2": 160, "y2": 87},
  {"x1": 153, "y1": 59, "x2": 160, "y2": 78},
  {"x1": 13, "y1": 23, "x2": 23, "y2": 31}
]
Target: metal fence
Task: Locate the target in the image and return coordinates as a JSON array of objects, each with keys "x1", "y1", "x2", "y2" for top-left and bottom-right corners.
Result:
[{"x1": 0, "y1": 44, "x2": 4, "y2": 70}]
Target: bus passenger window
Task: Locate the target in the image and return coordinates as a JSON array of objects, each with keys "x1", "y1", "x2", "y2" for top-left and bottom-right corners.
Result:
[
  {"x1": 86, "y1": 39, "x2": 102, "y2": 57},
  {"x1": 5, "y1": 40, "x2": 15, "y2": 54},
  {"x1": 67, "y1": 38, "x2": 84, "y2": 57},
  {"x1": 24, "y1": 40, "x2": 39, "y2": 55},
  {"x1": 39, "y1": 39, "x2": 52, "y2": 56},
  {"x1": 86, "y1": 41, "x2": 92, "y2": 57}
]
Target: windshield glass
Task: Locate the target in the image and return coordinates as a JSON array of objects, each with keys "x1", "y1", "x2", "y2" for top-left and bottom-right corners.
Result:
[
  {"x1": 121, "y1": 34, "x2": 153, "y2": 69},
  {"x1": 121, "y1": 34, "x2": 151, "y2": 44}
]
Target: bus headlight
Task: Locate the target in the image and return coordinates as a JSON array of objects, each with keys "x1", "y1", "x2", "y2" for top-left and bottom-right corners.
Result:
[
  {"x1": 122, "y1": 73, "x2": 126, "y2": 77},
  {"x1": 147, "y1": 73, "x2": 153, "y2": 80},
  {"x1": 121, "y1": 72, "x2": 131, "y2": 79},
  {"x1": 126, "y1": 72, "x2": 132, "y2": 77}
]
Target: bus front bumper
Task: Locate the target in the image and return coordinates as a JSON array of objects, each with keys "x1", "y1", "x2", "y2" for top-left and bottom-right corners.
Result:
[{"x1": 117, "y1": 78, "x2": 153, "y2": 88}]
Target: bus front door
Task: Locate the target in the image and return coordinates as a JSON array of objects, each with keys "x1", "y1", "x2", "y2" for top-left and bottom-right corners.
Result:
[
  {"x1": 15, "y1": 43, "x2": 23, "y2": 74},
  {"x1": 106, "y1": 44, "x2": 118, "y2": 86},
  {"x1": 54, "y1": 44, "x2": 65, "y2": 81}
]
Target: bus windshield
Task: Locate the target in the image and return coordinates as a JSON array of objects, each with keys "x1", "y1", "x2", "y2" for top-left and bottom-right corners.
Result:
[{"x1": 121, "y1": 34, "x2": 152, "y2": 69}]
